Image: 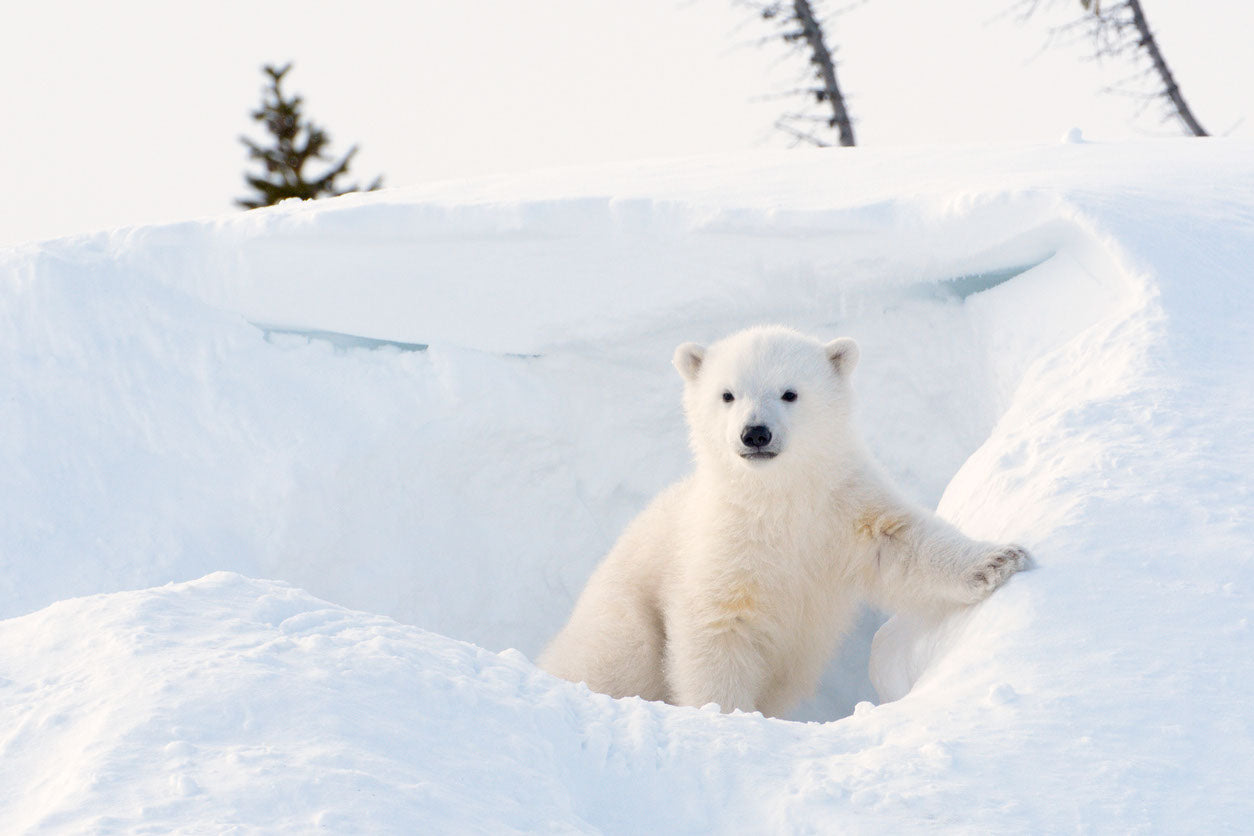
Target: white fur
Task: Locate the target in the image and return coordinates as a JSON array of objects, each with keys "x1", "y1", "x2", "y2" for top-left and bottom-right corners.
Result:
[{"x1": 539, "y1": 325, "x2": 1028, "y2": 717}]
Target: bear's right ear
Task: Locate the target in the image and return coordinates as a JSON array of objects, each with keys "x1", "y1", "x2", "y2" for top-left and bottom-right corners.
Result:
[
  {"x1": 824, "y1": 337, "x2": 860, "y2": 377},
  {"x1": 672, "y1": 342, "x2": 705, "y2": 383}
]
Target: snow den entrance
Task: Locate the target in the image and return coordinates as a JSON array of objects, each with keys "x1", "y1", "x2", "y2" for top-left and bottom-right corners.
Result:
[{"x1": 249, "y1": 203, "x2": 1131, "y2": 723}]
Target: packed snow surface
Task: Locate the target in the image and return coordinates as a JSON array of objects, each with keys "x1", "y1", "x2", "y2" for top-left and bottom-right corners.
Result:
[{"x1": 2, "y1": 140, "x2": 1252, "y2": 832}]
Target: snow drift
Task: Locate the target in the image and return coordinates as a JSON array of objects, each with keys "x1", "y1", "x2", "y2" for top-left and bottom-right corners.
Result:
[{"x1": 1, "y1": 139, "x2": 1251, "y2": 831}]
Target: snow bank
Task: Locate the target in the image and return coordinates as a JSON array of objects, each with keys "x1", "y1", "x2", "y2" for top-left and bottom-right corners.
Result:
[
  {"x1": 2, "y1": 139, "x2": 1252, "y2": 830},
  {"x1": 0, "y1": 572, "x2": 1036, "y2": 833},
  {"x1": 0, "y1": 573, "x2": 739, "y2": 833}
]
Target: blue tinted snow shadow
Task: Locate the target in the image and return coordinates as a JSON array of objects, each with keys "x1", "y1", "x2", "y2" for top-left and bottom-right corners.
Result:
[
  {"x1": 253, "y1": 324, "x2": 543, "y2": 358},
  {"x1": 255, "y1": 324, "x2": 429, "y2": 353},
  {"x1": 911, "y1": 259, "x2": 1049, "y2": 301}
]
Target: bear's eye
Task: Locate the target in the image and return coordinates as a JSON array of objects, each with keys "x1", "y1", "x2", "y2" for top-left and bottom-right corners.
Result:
[
  {"x1": 782, "y1": 390, "x2": 798, "y2": 402},
  {"x1": 722, "y1": 391, "x2": 734, "y2": 403}
]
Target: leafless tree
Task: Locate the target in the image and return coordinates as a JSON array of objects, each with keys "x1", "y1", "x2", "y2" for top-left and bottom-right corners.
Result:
[
  {"x1": 741, "y1": 0, "x2": 858, "y2": 147},
  {"x1": 1019, "y1": 0, "x2": 1208, "y2": 136}
]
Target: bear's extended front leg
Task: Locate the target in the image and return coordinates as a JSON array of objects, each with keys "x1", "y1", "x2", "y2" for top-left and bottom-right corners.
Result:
[{"x1": 856, "y1": 497, "x2": 1030, "y2": 613}]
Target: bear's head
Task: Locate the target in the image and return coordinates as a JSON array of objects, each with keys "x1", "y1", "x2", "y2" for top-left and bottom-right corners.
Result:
[{"x1": 673, "y1": 325, "x2": 859, "y2": 477}]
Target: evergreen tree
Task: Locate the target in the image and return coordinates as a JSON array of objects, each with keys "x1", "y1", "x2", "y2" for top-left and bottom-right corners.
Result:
[{"x1": 237, "y1": 63, "x2": 383, "y2": 209}]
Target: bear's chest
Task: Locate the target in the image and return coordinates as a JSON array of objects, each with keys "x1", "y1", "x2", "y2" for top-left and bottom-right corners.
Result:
[
  {"x1": 701, "y1": 496, "x2": 852, "y2": 570},
  {"x1": 688, "y1": 514, "x2": 850, "y2": 621}
]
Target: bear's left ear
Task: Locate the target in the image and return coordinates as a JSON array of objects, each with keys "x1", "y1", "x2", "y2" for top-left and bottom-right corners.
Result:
[
  {"x1": 673, "y1": 342, "x2": 705, "y2": 383},
  {"x1": 824, "y1": 337, "x2": 859, "y2": 377}
]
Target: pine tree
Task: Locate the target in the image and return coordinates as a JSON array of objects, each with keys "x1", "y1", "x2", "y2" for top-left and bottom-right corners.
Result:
[{"x1": 237, "y1": 63, "x2": 383, "y2": 210}]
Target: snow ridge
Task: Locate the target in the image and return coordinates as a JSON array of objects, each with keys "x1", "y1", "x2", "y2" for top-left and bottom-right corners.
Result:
[{"x1": 2, "y1": 139, "x2": 1252, "y2": 831}]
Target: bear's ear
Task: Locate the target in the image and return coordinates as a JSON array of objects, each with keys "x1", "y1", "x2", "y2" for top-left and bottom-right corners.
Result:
[
  {"x1": 824, "y1": 337, "x2": 859, "y2": 377},
  {"x1": 672, "y1": 342, "x2": 706, "y2": 383}
]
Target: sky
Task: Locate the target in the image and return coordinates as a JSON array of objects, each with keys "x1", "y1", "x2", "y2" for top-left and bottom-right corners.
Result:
[{"x1": 3, "y1": 0, "x2": 1251, "y2": 247}]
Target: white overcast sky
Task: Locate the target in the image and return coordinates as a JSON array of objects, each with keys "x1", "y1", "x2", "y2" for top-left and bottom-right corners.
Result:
[{"x1": 2, "y1": 0, "x2": 1250, "y2": 246}]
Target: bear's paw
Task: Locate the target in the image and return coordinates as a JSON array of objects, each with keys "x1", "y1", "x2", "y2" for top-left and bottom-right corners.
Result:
[{"x1": 963, "y1": 544, "x2": 1031, "y2": 601}]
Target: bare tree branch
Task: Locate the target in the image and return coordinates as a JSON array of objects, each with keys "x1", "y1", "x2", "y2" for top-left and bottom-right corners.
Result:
[
  {"x1": 1016, "y1": 0, "x2": 1209, "y2": 137},
  {"x1": 1123, "y1": 0, "x2": 1207, "y2": 135},
  {"x1": 735, "y1": 0, "x2": 858, "y2": 147},
  {"x1": 774, "y1": 118, "x2": 834, "y2": 147},
  {"x1": 791, "y1": 0, "x2": 855, "y2": 146}
]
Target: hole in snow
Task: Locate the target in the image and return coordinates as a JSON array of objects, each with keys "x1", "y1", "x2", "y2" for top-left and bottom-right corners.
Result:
[{"x1": 221, "y1": 209, "x2": 1130, "y2": 725}]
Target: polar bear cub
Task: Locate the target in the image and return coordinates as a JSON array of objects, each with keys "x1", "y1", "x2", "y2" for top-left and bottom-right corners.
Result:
[{"x1": 539, "y1": 325, "x2": 1028, "y2": 717}]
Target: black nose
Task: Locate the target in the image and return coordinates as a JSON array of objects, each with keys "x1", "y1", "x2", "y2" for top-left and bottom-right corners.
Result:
[{"x1": 741, "y1": 425, "x2": 772, "y2": 448}]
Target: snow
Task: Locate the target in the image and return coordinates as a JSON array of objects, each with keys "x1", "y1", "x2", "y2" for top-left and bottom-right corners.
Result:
[{"x1": 2, "y1": 138, "x2": 1253, "y2": 831}]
